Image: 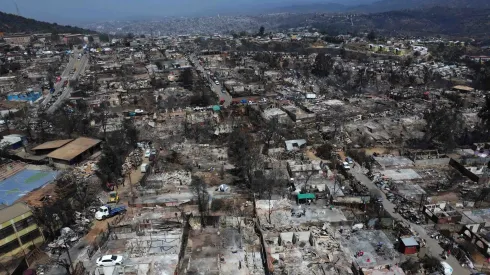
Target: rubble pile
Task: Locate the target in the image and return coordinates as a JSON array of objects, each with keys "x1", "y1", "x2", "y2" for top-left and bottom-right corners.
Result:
[
  {"x1": 44, "y1": 209, "x2": 96, "y2": 257},
  {"x1": 46, "y1": 227, "x2": 80, "y2": 256},
  {"x1": 126, "y1": 80, "x2": 151, "y2": 90},
  {"x1": 146, "y1": 170, "x2": 192, "y2": 186},
  {"x1": 122, "y1": 149, "x2": 143, "y2": 175},
  {"x1": 74, "y1": 161, "x2": 98, "y2": 179}
]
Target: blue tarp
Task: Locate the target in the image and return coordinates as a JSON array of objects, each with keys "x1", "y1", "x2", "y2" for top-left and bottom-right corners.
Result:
[
  {"x1": 0, "y1": 169, "x2": 59, "y2": 205},
  {"x1": 7, "y1": 92, "x2": 42, "y2": 102},
  {"x1": 240, "y1": 99, "x2": 247, "y2": 103}
]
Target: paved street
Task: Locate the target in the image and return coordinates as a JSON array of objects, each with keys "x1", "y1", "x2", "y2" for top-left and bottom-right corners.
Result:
[
  {"x1": 42, "y1": 50, "x2": 79, "y2": 106},
  {"x1": 46, "y1": 50, "x2": 89, "y2": 113},
  {"x1": 211, "y1": 81, "x2": 232, "y2": 107},
  {"x1": 350, "y1": 169, "x2": 471, "y2": 275},
  {"x1": 189, "y1": 55, "x2": 232, "y2": 107}
]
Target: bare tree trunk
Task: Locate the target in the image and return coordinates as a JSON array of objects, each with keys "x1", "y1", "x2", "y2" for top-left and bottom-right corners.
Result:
[{"x1": 268, "y1": 197, "x2": 272, "y2": 224}]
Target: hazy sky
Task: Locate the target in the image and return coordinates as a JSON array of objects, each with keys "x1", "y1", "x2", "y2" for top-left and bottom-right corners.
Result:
[{"x1": 1, "y1": 0, "x2": 375, "y2": 24}]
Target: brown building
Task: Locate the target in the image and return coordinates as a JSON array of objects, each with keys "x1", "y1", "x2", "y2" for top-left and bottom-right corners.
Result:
[
  {"x1": 3, "y1": 34, "x2": 31, "y2": 46},
  {"x1": 47, "y1": 137, "x2": 101, "y2": 167},
  {"x1": 63, "y1": 34, "x2": 85, "y2": 45},
  {"x1": 31, "y1": 139, "x2": 74, "y2": 155}
]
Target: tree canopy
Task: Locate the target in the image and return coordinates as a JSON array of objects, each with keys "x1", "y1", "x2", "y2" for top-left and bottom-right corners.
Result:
[
  {"x1": 312, "y1": 54, "x2": 334, "y2": 77},
  {"x1": 0, "y1": 11, "x2": 95, "y2": 34},
  {"x1": 424, "y1": 103, "x2": 464, "y2": 151},
  {"x1": 258, "y1": 26, "x2": 265, "y2": 36}
]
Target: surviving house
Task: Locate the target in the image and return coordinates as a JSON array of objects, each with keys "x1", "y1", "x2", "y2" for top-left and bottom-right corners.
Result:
[{"x1": 47, "y1": 137, "x2": 101, "y2": 167}]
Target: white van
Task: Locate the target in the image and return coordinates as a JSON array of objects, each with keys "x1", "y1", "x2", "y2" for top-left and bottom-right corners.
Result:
[
  {"x1": 440, "y1": 261, "x2": 453, "y2": 275},
  {"x1": 141, "y1": 163, "x2": 149, "y2": 173}
]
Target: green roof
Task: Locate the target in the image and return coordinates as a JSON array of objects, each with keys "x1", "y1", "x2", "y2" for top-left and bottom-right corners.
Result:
[{"x1": 297, "y1": 193, "x2": 315, "y2": 200}]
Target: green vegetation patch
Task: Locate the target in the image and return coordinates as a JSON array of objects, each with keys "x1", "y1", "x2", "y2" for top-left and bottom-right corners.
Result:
[{"x1": 25, "y1": 172, "x2": 50, "y2": 184}]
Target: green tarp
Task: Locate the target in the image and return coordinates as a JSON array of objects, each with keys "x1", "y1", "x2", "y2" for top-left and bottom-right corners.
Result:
[
  {"x1": 297, "y1": 193, "x2": 315, "y2": 200},
  {"x1": 212, "y1": 105, "x2": 221, "y2": 111}
]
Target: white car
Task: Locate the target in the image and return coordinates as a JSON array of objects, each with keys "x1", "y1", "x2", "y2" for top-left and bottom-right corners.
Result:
[
  {"x1": 135, "y1": 109, "x2": 144, "y2": 114},
  {"x1": 144, "y1": 149, "x2": 151, "y2": 158},
  {"x1": 96, "y1": 255, "x2": 123, "y2": 267},
  {"x1": 215, "y1": 81, "x2": 219, "y2": 85}
]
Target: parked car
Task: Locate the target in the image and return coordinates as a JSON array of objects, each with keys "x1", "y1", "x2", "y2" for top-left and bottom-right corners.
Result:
[
  {"x1": 141, "y1": 163, "x2": 149, "y2": 173},
  {"x1": 144, "y1": 149, "x2": 151, "y2": 158},
  {"x1": 439, "y1": 261, "x2": 453, "y2": 275},
  {"x1": 96, "y1": 255, "x2": 123, "y2": 267}
]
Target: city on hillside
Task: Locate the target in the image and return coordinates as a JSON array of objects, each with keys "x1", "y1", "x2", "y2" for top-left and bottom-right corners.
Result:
[{"x1": 1, "y1": 3, "x2": 490, "y2": 275}]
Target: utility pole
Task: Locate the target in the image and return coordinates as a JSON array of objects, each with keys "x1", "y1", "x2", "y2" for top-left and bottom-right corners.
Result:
[
  {"x1": 61, "y1": 239, "x2": 74, "y2": 274},
  {"x1": 128, "y1": 171, "x2": 135, "y2": 205},
  {"x1": 329, "y1": 150, "x2": 339, "y2": 205}
]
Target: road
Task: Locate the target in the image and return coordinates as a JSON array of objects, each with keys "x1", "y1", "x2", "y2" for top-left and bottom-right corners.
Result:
[
  {"x1": 46, "y1": 50, "x2": 89, "y2": 113},
  {"x1": 42, "y1": 50, "x2": 79, "y2": 106},
  {"x1": 189, "y1": 54, "x2": 232, "y2": 107},
  {"x1": 211, "y1": 81, "x2": 232, "y2": 107},
  {"x1": 350, "y1": 168, "x2": 472, "y2": 275}
]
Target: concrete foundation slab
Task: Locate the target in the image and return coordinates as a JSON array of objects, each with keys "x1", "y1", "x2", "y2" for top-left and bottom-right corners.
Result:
[{"x1": 382, "y1": 169, "x2": 421, "y2": 181}]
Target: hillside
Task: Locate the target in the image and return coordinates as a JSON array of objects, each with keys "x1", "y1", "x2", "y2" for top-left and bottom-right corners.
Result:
[
  {"x1": 0, "y1": 11, "x2": 95, "y2": 34},
  {"x1": 359, "y1": 7, "x2": 490, "y2": 37},
  {"x1": 262, "y1": 0, "x2": 490, "y2": 15},
  {"x1": 269, "y1": 6, "x2": 490, "y2": 39},
  {"x1": 350, "y1": 0, "x2": 490, "y2": 13},
  {"x1": 264, "y1": 3, "x2": 348, "y2": 14}
]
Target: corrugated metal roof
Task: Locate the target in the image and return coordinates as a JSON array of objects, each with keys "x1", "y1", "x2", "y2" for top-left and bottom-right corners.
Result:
[
  {"x1": 32, "y1": 139, "x2": 74, "y2": 151},
  {"x1": 401, "y1": 237, "x2": 419, "y2": 247},
  {"x1": 47, "y1": 137, "x2": 101, "y2": 161}
]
